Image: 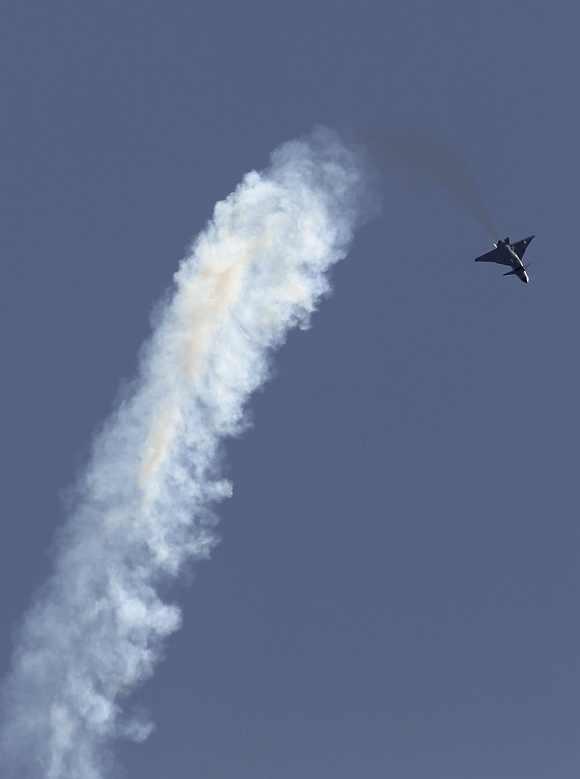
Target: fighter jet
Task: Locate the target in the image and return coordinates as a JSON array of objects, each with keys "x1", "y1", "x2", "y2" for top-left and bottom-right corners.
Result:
[{"x1": 475, "y1": 235, "x2": 534, "y2": 284}]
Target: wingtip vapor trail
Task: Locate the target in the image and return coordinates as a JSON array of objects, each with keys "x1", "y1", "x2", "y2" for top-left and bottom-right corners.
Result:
[{"x1": 0, "y1": 128, "x2": 369, "y2": 779}]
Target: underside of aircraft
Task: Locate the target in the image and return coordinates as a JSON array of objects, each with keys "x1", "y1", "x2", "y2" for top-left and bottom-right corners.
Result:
[{"x1": 475, "y1": 235, "x2": 534, "y2": 284}]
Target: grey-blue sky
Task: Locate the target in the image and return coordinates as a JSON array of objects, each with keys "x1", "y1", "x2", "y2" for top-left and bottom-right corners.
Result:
[{"x1": 1, "y1": 1, "x2": 579, "y2": 777}]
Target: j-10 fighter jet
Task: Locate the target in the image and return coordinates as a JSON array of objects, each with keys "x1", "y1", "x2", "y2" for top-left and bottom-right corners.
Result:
[{"x1": 475, "y1": 235, "x2": 534, "y2": 284}]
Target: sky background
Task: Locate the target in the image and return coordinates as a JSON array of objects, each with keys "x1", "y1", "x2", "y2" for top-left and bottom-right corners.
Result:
[{"x1": 1, "y1": 1, "x2": 579, "y2": 777}]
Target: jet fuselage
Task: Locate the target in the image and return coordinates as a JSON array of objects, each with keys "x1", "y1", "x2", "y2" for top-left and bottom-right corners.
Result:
[{"x1": 494, "y1": 239, "x2": 530, "y2": 283}]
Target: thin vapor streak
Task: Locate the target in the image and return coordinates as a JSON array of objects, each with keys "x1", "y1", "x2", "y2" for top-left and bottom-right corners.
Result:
[
  {"x1": 366, "y1": 129, "x2": 498, "y2": 239},
  {"x1": 0, "y1": 130, "x2": 367, "y2": 779}
]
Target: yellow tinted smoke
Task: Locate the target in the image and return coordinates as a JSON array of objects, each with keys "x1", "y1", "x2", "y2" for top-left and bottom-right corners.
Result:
[{"x1": 139, "y1": 244, "x2": 250, "y2": 490}]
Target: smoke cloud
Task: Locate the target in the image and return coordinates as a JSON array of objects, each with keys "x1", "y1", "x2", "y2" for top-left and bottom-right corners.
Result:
[{"x1": 0, "y1": 129, "x2": 368, "y2": 778}]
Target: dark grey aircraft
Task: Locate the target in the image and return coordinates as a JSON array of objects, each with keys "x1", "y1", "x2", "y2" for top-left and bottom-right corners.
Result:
[{"x1": 475, "y1": 235, "x2": 534, "y2": 284}]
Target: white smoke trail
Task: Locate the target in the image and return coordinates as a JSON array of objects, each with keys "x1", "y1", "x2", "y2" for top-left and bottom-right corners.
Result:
[{"x1": 0, "y1": 129, "x2": 368, "y2": 778}]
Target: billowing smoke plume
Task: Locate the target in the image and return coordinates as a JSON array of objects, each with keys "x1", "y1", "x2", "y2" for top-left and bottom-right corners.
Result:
[{"x1": 0, "y1": 129, "x2": 368, "y2": 779}]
